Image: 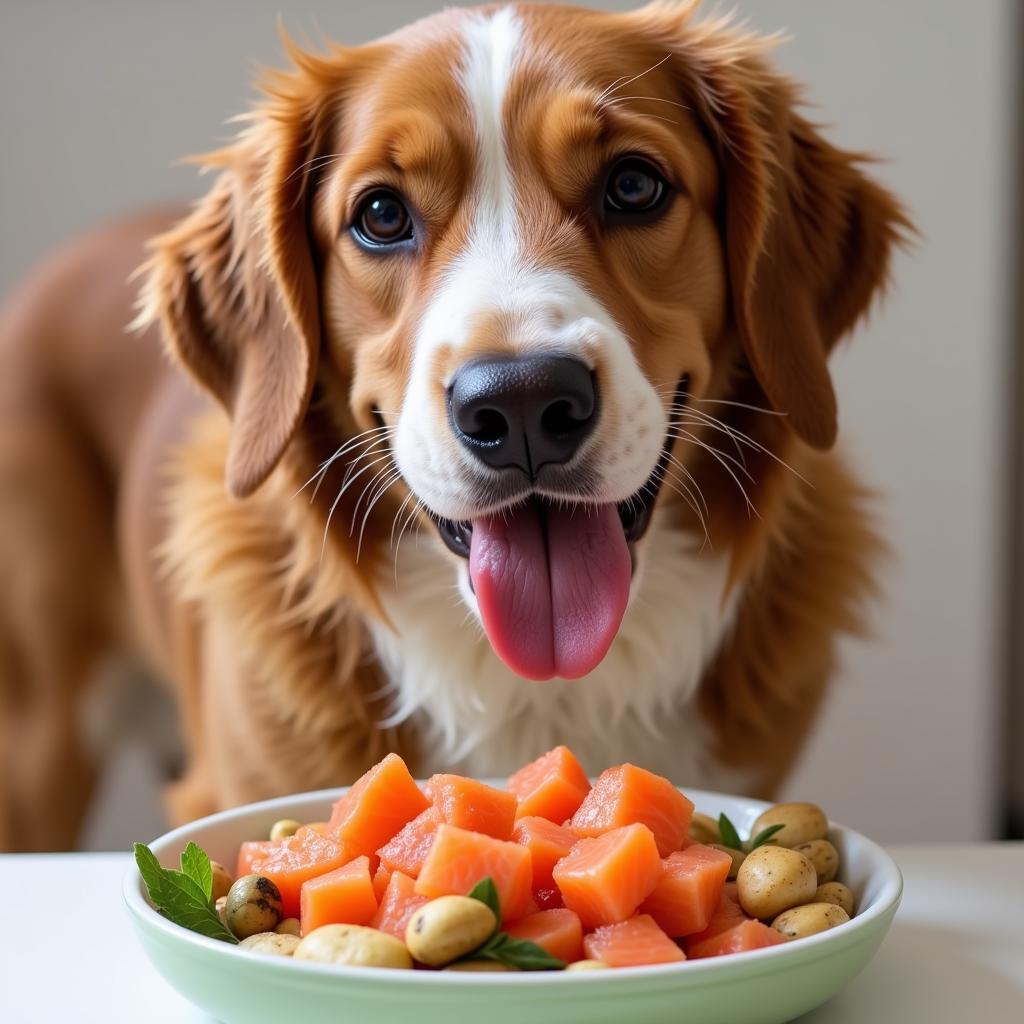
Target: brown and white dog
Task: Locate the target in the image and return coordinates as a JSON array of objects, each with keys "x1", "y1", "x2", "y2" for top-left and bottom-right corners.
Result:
[{"x1": 0, "y1": 1, "x2": 907, "y2": 850}]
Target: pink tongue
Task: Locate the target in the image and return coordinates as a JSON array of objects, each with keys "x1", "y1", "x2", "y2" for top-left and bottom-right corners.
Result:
[{"x1": 469, "y1": 503, "x2": 631, "y2": 680}]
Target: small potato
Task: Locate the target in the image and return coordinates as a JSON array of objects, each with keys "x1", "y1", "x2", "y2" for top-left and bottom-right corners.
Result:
[
  {"x1": 215, "y1": 896, "x2": 228, "y2": 929},
  {"x1": 294, "y1": 924, "x2": 413, "y2": 969},
  {"x1": 269, "y1": 818, "x2": 302, "y2": 841},
  {"x1": 710, "y1": 843, "x2": 746, "y2": 881},
  {"x1": 566, "y1": 959, "x2": 610, "y2": 972},
  {"x1": 815, "y1": 882, "x2": 855, "y2": 917},
  {"x1": 794, "y1": 839, "x2": 839, "y2": 884},
  {"x1": 274, "y1": 917, "x2": 301, "y2": 937},
  {"x1": 210, "y1": 861, "x2": 234, "y2": 901},
  {"x1": 406, "y1": 896, "x2": 497, "y2": 966},
  {"x1": 689, "y1": 813, "x2": 720, "y2": 845},
  {"x1": 239, "y1": 932, "x2": 300, "y2": 956},
  {"x1": 772, "y1": 902, "x2": 850, "y2": 940},
  {"x1": 443, "y1": 960, "x2": 519, "y2": 972},
  {"x1": 737, "y1": 846, "x2": 817, "y2": 921},
  {"x1": 225, "y1": 874, "x2": 284, "y2": 939},
  {"x1": 749, "y1": 802, "x2": 829, "y2": 849}
]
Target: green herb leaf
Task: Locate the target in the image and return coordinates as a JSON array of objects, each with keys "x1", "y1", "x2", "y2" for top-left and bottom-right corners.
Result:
[
  {"x1": 134, "y1": 842, "x2": 237, "y2": 944},
  {"x1": 180, "y1": 841, "x2": 213, "y2": 901},
  {"x1": 474, "y1": 932, "x2": 565, "y2": 971},
  {"x1": 748, "y1": 824, "x2": 786, "y2": 851},
  {"x1": 467, "y1": 876, "x2": 502, "y2": 930},
  {"x1": 718, "y1": 813, "x2": 743, "y2": 851}
]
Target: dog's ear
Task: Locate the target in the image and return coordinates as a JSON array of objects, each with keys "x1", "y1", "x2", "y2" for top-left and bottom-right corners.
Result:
[
  {"x1": 715, "y1": 79, "x2": 909, "y2": 448},
  {"x1": 136, "y1": 54, "x2": 332, "y2": 497},
  {"x1": 655, "y1": 11, "x2": 911, "y2": 448}
]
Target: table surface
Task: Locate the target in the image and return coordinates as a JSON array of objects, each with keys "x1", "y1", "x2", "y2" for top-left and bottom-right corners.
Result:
[{"x1": 2, "y1": 844, "x2": 1022, "y2": 1022}]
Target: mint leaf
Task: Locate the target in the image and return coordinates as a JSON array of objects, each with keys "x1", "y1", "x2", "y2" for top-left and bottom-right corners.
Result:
[
  {"x1": 475, "y1": 932, "x2": 565, "y2": 971},
  {"x1": 718, "y1": 813, "x2": 743, "y2": 851},
  {"x1": 467, "y1": 876, "x2": 502, "y2": 930},
  {"x1": 180, "y1": 841, "x2": 213, "y2": 901},
  {"x1": 748, "y1": 824, "x2": 786, "y2": 851},
  {"x1": 135, "y1": 842, "x2": 168, "y2": 897},
  {"x1": 135, "y1": 842, "x2": 237, "y2": 944}
]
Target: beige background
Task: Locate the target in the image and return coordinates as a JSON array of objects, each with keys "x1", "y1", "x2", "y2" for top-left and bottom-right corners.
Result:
[{"x1": 0, "y1": 0, "x2": 1016, "y2": 845}]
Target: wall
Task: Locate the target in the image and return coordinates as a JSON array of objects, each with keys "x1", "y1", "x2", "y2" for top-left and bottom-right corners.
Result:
[{"x1": 0, "y1": 0, "x2": 1014, "y2": 844}]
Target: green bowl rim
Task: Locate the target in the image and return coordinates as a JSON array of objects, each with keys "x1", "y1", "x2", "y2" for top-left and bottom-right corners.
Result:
[{"x1": 123, "y1": 785, "x2": 903, "y2": 988}]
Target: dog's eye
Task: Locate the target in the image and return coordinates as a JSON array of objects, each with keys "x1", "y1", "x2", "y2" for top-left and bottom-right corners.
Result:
[
  {"x1": 352, "y1": 190, "x2": 413, "y2": 247},
  {"x1": 604, "y1": 158, "x2": 668, "y2": 215}
]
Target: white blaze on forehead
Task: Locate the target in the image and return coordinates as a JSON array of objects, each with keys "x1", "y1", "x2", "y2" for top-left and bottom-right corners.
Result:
[{"x1": 460, "y1": 6, "x2": 522, "y2": 251}]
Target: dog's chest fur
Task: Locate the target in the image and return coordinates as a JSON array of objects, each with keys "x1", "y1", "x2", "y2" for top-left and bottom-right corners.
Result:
[{"x1": 368, "y1": 511, "x2": 752, "y2": 789}]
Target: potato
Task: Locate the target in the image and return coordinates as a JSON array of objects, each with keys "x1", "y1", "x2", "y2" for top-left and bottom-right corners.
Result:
[
  {"x1": 294, "y1": 924, "x2": 413, "y2": 969},
  {"x1": 566, "y1": 959, "x2": 610, "y2": 971},
  {"x1": 406, "y1": 896, "x2": 497, "y2": 966},
  {"x1": 815, "y1": 881, "x2": 855, "y2": 917},
  {"x1": 209, "y1": 861, "x2": 234, "y2": 901},
  {"x1": 709, "y1": 843, "x2": 746, "y2": 880},
  {"x1": 749, "y1": 802, "x2": 829, "y2": 849},
  {"x1": 443, "y1": 960, "x2": 519, "y2": 972},
  {"x1": 269, "y1": 818, "x2": 302, "y2": 842},
  {"x1": 688, "y1": 813, "x2": 720, "y2": 845},
  {"x1": 771, "y1": 902, "x2": 850, "y2": 939},
  {"x1": 274, "y1": 917, "x2": 301, "y2": 936},
  {"x1": 736, "y1": 845, "x2": 817, "y2": 920},
  {"x1": 793, "y1": 839, "x2": 839, "y2": 884},
  {"x1": 225, "y1": 875, "x2": 284, "y2": 939},
  {"x1": 239, "y1": 932, "x2": 300, "y2": 956}
]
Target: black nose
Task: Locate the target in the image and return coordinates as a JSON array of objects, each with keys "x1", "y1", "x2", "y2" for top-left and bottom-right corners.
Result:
[{"x1": 449, "y1": 355, "x2": 598, "y2": 475}]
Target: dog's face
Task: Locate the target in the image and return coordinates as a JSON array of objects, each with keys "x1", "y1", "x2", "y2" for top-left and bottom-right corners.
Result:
[
  {"x1": 315, "y1": 6, "x2": 728, "y2": 679},
  {"x1": 141, "y1": 2, "x2": 905, "y2": 681}
]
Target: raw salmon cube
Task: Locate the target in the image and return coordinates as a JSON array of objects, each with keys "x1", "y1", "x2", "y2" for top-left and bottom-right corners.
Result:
[
  {"x1": 299, "y1": 855, "x2": 378, "y2": 934},
  {"x1": 415, "y1": 823, "x2": 533, "y2": 921},
  {"x1": 236, "y1": 839, "x2": 281, "y2": 879},
  {"x1": 685, "y1": 918, "x2": 787, "y2": 958},
  {"x1": 327, "y1": 754, "x2": 430, "y2": 856},
  {"x1": 504, "y1": 908, "x2": 584, "y2": 963},
  {"x1": 571, "y1": 764, "x2": 694, "y2": 857},
  {"x1": 583, "y1": 914, "x2": 686, "y2": 967},
  {"x1": 639, "y1": 843, "x2": 733, "y2": 936},
  {"x1": 370, "y1": 870, "x2": 429, "y2": 940},
  {"x1": 552, "y1": 823, "x2": 663, "y2": 928},
  {"x1": 237, "y1": 831, "x2": 355, "y2": 919},
  {"x1": 681, "y1": 885, "x2": 750, "y2": 957},
  {"x1": 377, "y1": 807, "x2": 442, "y2": 878},
  {"x1": 508, "y1": 746, "x2": 591, "y2": 823},
  {"x1": 512, "y1": 816, "x2": 576, "y2": 891},
  {"x1": 429, "y1": 774, "x2": 518, "y2": 840}
]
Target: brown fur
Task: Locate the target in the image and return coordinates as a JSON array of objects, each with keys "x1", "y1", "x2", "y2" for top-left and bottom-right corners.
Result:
[{"x1": 0, "y1": 2, "x2": 908, "y2": 849}]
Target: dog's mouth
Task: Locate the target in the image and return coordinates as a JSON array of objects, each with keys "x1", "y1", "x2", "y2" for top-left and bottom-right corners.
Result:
[{"x1": 427, "y1": 377, "x2": 689, "y2": 682}]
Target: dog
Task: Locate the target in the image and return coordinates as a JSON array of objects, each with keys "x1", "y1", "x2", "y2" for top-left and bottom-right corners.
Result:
[{"x1": 0, "y1": 1, "x2": 907, "y2": 851}]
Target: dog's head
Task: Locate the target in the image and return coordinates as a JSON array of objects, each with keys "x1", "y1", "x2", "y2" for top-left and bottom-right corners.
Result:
[{"x1": 139, "y1": 2, "x2": 907, "y2": 681}]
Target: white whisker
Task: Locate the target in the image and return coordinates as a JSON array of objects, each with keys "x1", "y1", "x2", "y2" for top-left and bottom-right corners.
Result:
[
  {"x1": 596, "y1": 53, "x2": 672, "y2": 104},
  {"x1": 356, "y1": 469, "x2": 405, "y2": 563},
  {"x1": 292, "y1": 425, "x2": 393, "y2": 500},
  {"x1": 667, "y1": 428, "x2": 755, "y2": 482}
]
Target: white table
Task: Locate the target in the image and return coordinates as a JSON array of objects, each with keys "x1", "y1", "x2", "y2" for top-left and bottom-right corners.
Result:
[{"x1": 3, "y1": 845, "x2": 1022, "y2": 1022}]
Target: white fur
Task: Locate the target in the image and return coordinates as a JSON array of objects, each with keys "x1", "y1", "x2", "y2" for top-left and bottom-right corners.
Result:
[
  {"x1": 369, "y1": 509, "x2": 751, "y2": 789},
  {"x1": 392, "y1": 8, "x2": 666, "y2": 522}
]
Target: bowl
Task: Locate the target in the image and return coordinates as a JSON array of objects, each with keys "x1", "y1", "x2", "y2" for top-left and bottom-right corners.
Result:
[{"x1": 124, "y1": 786, "x2": 901, "y2": 1024}]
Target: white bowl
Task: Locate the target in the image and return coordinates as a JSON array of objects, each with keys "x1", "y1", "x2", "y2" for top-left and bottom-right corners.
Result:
[{"x1": 124, "y1": 786, "x2": 901, "y2": 1024}]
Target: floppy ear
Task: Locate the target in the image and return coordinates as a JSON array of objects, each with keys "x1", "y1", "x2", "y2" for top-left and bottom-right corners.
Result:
[
  {"x1": 136, "y1": 64, "x2": 326, "y2": 497},
  {"x1": 666, "y1": 14, "x2": 911, "y2": 448}
]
